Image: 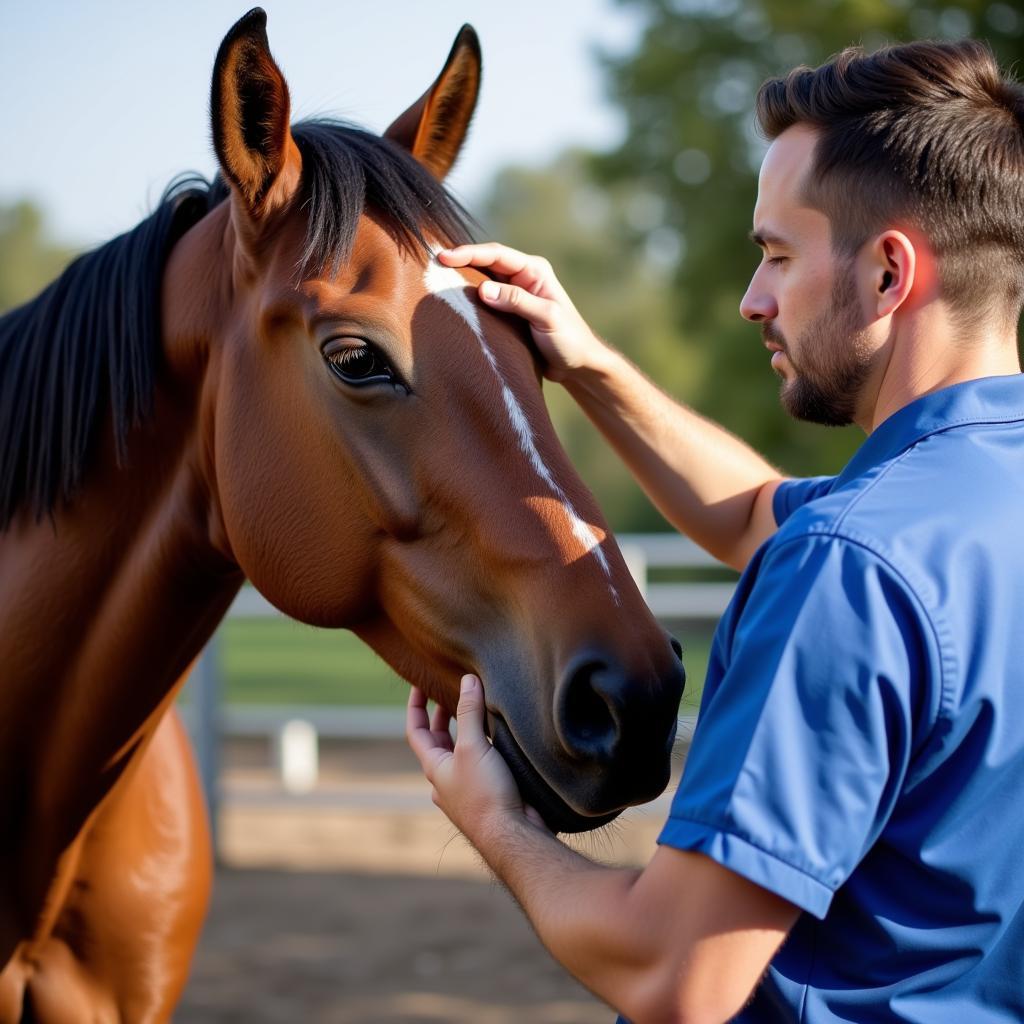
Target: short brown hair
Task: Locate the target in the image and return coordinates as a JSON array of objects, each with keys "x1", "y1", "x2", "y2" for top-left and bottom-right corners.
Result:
[{"x1": 756, "y1": 40, "x2": 1024, "y2": 328}]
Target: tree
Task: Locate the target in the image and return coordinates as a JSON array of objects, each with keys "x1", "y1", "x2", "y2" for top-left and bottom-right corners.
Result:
[
  {"x1": 0, "y1": 201, "x2": 76, "y2": 315},
  {"x1": 596, "y1": 0, "x2": 1024, "y2": 476},
  {"x1": 480, "y1": 150, "x2": 700, "y2": 529}
]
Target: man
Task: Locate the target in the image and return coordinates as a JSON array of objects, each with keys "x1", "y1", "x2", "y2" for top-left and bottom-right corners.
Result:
[{"x1": 407, "y1": 39, "x2": 1024, "y2": 1022}]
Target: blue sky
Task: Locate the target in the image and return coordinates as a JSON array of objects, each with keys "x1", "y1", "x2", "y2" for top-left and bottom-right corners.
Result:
[{"x1": 2, "y1": 0, "x2": 643, "y2": 247}]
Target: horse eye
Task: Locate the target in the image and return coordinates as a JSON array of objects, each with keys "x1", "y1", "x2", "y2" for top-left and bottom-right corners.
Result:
[{"x1": 323, "y1": 341, "x2": 397, "y2": 388}]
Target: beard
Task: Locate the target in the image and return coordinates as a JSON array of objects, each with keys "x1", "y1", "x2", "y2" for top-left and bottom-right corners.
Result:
[{"x1": 762, "y1": 271, "x2": 875, "y2": 427}]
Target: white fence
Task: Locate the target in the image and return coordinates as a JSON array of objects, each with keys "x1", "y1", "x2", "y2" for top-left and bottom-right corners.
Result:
[
  {"x1": 183, "y1": 534, "x2": 733, "y2": 841},
  {"x1": 219, "y1": 533, "x2": 734, "y2": 621}
]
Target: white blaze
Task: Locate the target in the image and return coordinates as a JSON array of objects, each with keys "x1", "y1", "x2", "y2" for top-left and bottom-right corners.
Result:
[{"x1": 423, "y1": 259, "x2": 619, "y2": 603}]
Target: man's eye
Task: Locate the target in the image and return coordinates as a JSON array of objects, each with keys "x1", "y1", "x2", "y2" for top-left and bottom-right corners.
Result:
[
  {"x1": 323, "y1": 341, "x2": 396, "y2": 387},
  {"x1": 766, "y1": 255, "x2": 789, "y2": 266}
]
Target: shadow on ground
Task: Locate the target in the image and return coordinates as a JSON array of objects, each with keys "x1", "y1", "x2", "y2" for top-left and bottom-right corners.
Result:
[{"x1": 179, "y1": 868, "x2": 606, "y2": 1023}]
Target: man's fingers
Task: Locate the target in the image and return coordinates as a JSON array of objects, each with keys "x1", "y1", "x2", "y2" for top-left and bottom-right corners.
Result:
[
  {"x1": 478, "y1": 281, "x2": 557, "y2": 330},
  {"x1": 454, "y1": 674, "x2": 489, "y2": 749},
  {"x1": 406, "y1": 687, "x2": 452, "y2": 775},
  {"x1": 440, "y1": 244, "x2": 559, "y2": 297},
  {"x1": 438, "y1": 243, "x2": 534, "y2": 277},
  {"x1": 407, "y1": 686, "x2": 430, "y2": 731},
  {"x1": 430, "y1": 702, "x2": 453, "y2": 736}
]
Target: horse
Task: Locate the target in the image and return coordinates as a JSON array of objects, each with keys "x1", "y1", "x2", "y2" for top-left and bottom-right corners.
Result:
[{"x1": 0, "y1": 9, "x2": 685, "y2": 1020}]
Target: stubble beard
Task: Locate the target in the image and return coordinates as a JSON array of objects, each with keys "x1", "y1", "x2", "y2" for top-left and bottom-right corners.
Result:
[{"x1": 763, "y1": 272, "x2": 874, "y2": 427}]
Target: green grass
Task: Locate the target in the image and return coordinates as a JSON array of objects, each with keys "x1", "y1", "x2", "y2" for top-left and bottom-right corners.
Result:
[
  {"x1": 208, "y1": 616, "x2": 712, "y2": 711},
  {"x1": 219, "y1": 618, "x2": 408, "y2": 705}
]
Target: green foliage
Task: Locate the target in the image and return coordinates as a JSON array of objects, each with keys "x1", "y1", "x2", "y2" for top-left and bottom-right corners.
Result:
[
  {"x1": 480, "y1": 151, "x2": 706, "y2": 529},
  {"x1": 483, "y1": 3, "x2": 1024, "y2": 532},
  {"x1": 0, "y1": 201, "x2": 76, "y2": 314},
  {"x1": 595, "y1": 0, "x2": 1024, "y2": 475}
]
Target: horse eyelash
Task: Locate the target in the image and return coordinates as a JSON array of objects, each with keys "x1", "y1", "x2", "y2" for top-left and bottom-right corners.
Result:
[
  {"x1": 326, "y1": 348, "x2": 365, "y2": 365},
  {"x1": 324, "y1": 343, "x2": 412, "y2": 395},
  {"x1": 323, "y1": 340, "x2": 380, "y2": 368}
]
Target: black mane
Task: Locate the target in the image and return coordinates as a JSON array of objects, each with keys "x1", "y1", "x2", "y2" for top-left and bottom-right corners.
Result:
[{"x1": 0, "y1": 120, "x2": 476, "y2": 530}]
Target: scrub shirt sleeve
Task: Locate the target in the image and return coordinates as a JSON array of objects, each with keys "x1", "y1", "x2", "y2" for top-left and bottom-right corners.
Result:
[
  {"x1": 660, "y1": 532, "x2": 935, "y2": 918},
  {"x1": 773, "y1": 475, "x2": 836, "y2": 526}
]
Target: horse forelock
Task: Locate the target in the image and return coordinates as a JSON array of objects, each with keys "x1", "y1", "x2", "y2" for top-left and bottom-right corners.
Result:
[
  {"x1": 290, "y1": 121, "x2": 476, "y2": 279},
  {"x1": 421, "y1": 258, "x2": 620, "y2": 604}
]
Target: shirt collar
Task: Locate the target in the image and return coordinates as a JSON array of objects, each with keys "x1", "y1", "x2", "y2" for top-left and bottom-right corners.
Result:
[{"x1": 837, "y1": 373, "x2": 1024, "y2": 485}]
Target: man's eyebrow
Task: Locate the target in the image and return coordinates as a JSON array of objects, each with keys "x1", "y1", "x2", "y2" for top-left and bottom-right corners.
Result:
[{"x1": 748, "y1": 229, "x2": 790, "y2": 249}]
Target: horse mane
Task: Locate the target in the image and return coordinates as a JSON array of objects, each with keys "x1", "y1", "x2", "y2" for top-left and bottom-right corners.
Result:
[
  {"x1": 0, "y1": 119, "x2": 476, "y2": 530},
  {"x1": 0, "y1": 177, "x2": 213, "y2": 531}
]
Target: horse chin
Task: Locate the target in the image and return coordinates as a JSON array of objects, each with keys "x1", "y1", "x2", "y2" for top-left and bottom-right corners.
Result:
[{"x1": 487, "y1": 716, "x2": 621, "y2": 835}]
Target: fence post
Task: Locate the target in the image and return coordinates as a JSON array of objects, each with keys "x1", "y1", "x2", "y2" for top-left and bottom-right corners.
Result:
[
  {"x1": 275, "y1": 719, "x2": 320, "y2": 793},
  {"x1": 619, "y1": 541, "x2": 648, "y2": 600},
  {"x1": 192, "y1": 637, "x2": 222, "y2": 857}
]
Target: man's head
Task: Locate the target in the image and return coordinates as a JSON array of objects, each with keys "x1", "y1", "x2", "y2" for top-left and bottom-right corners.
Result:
[{"x1": 742, "y1": 40, "x2": 1024, "y2": 426}]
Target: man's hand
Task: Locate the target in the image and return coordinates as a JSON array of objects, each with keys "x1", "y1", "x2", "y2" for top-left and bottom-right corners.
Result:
[
  {"x1": 406, "y1": 674, "x2": 547, "y2": 843},
  {"x1": 438, "y1": 243, "x2": 610, "y2": 382},
  {"x1": 408, "y1": 677, "x2": 796, "y2": 1022}
]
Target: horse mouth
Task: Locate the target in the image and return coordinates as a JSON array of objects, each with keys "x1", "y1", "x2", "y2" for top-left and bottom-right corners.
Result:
[{"x1": 487, "y1": 715, "x2": 621, "y2": 835}]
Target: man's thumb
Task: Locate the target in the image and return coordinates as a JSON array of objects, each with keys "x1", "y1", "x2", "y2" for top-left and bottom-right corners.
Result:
[{"x1": 455, "y1": 674, "x2": 487, "y2": 747}]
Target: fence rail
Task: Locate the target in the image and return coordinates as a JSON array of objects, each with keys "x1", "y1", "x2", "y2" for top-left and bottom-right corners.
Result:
[{"x1": 223, "y1": 534, "x2": 735, "y2": 620}]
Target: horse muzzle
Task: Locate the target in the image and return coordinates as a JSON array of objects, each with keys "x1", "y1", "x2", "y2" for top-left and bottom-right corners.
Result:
[
  {"x1": 487, "y1": 714, "x2": 621, "y2": 834},
  {"x1": 484, "y1": 642, "x2": 686, "y2": 834}
]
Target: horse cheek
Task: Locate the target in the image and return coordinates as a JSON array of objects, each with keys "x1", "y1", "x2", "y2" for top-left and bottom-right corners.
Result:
[{"x1": 212, "y1": 369, "x2": 377, "y2": 628}]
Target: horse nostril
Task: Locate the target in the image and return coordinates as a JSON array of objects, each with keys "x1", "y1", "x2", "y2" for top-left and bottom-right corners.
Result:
[
  {"x1": 556, "y1": 659, "x2": 623, "y2": 763},
  {"x1": 669, "y1": 635, "x2": 684, "y2": 662}
]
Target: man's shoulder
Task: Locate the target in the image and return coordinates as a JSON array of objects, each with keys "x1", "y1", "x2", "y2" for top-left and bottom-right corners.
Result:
[
  {"x1": 770, "y1": 474, "x2": 895, "y2": 562},
  {"x1": 766, "y1": 417, "x2": 1024, "y2": 623},
  {"x1": 782, "y1": 418, "x2": 1024, "y2": 548}
]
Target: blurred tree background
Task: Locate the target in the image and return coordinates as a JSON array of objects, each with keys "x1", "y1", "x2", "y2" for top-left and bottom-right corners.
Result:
[
  {"x1": 480, "y1": 0, "x2": 1024, "y2": 530},
  {"x1": 0, "y1": 201, "x2": 75, "y2": 313},
  {"x1": 5, "y1": 0, "x2": 1024, "y2": 533}
]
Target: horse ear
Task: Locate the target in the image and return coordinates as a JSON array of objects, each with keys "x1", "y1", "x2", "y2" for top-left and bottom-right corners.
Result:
[
  {"x1": 210, "y1": 8, "x2": 300, "y2": 217},
  {"x1": 384, "y1": 25, "x2": 482, "y2": 181}
]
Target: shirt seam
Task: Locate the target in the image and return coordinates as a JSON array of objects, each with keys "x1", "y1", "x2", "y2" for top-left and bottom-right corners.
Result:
[
  {"x1": 775, "y1": 475, "x2": 833, "y2": 527},
  {"x1": 830, "y1": 446, "x2": 907, "y2": 534},
  {"x1": 664, "y1": 810, "x2": 836, "y2": 897},
  {"x1": 762, "y1": 529, "x2": 957, "y2": 752}
]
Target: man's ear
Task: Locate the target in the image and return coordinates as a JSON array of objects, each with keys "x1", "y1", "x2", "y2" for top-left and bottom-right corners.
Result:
[
  {"x1": 384, "y1": 25, "x2": 481, "y2": 181},
  {"x1": 869, "y1": 231, "x2": 918, "y2": 317},
  {"x1": 211, "y1": 8, "x2": 301, "y2": 225}
]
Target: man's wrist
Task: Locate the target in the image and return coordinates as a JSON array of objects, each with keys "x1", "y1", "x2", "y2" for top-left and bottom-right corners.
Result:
[
  {"x1": 561, "y1": 335, "x2": 623, "y2": 394},
  {"x1": 466, "y1": 805, "x2": 559, "y2": 878}
]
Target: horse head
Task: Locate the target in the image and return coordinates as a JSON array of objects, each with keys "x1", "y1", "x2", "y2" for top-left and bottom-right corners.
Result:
[{"x1": 165, "y1": 10, "x2": 685, "y2": 832}]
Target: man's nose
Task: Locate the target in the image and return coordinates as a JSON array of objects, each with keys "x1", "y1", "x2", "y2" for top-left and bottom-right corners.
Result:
[{"x1": 740, "y1": 270, "x2": 778, "y2": 322}]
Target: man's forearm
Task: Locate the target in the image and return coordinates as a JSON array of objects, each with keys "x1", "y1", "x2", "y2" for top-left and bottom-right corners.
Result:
[
  {"x1": 470, "y1": 814, "x2": 664, "y2": 1020},
  {"x1": 408, "y1": 680, "x2": 797, "y2": 1024},
  {"x1": 564, "y1": 344, "x2": 783, "y2": 570}
]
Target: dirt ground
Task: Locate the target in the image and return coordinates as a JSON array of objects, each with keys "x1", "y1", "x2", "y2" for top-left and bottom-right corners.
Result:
[
  {"x1": 179, "y1": 868, "x2": 608, "y2": 1023},
  {"x1": 175, "y1": 737, "x2": 685, "y2": 1022}
]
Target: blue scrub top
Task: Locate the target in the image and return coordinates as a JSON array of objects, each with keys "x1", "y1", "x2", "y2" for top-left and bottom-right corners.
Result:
[{"x1": 657, "y1": 375, "x2": 1024, "y2": 1022}]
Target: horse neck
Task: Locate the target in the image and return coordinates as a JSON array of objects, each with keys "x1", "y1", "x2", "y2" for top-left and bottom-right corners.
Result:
[{"x1": 0, "y1": 245, "x2": 242, "y2": 831}]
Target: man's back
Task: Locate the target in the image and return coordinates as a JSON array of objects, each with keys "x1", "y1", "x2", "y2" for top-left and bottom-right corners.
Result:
[{"x1": 666, "y1": 374, "x2": 1024, "y2": 1021}]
